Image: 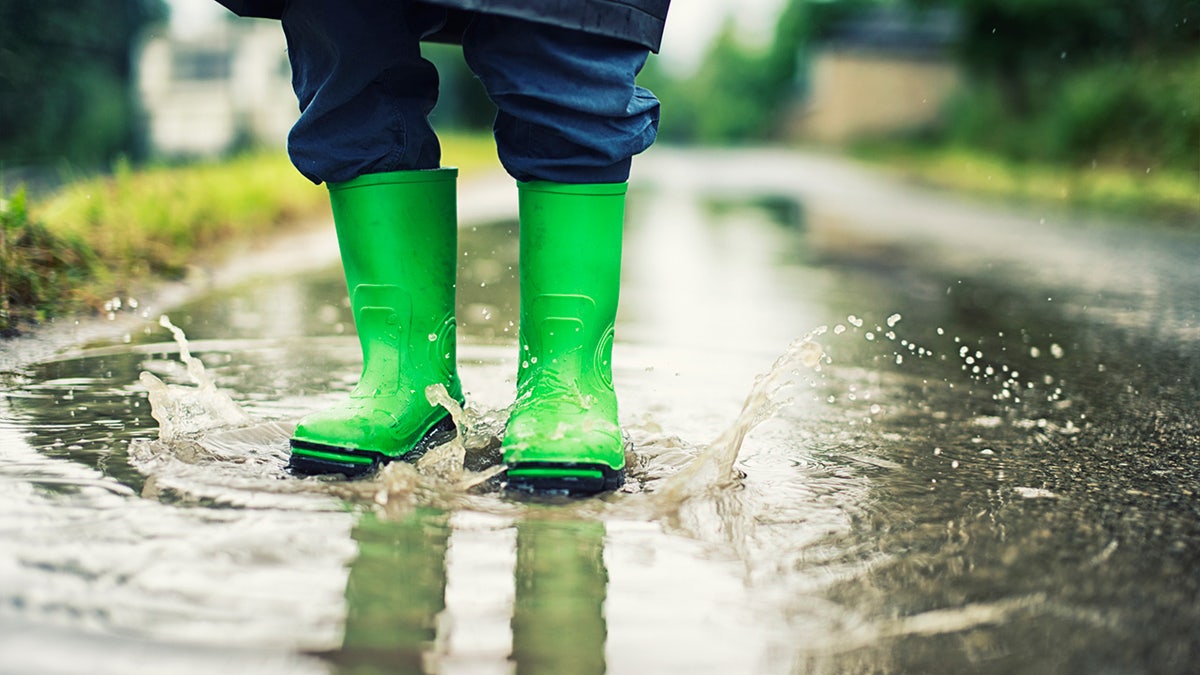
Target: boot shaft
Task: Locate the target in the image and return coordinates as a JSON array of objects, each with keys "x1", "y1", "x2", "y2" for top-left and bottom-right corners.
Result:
[
  {"x1": 327, "y1": 168, "x2": 460, "y2": 399},
  {"x1": 330, "y1": 168, "x2": 458, "y2": 306},
  {"x1": 516, "y1": 181, "x2": 626, "y2": 394}
]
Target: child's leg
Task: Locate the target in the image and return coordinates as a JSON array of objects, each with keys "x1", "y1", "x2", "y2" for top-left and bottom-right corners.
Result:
[
  {"x1": 463, "y1": 18, "x2": 660, "y2": 492},
  {"x1": 460, "y1": 15, "x2": 660, "y2": 184},
  {"x1": 281, "y1": 1, "x2": 461, "y2": 476},
  {"x1": 281, "y1": 0, "x2": 445, "y2": 184}
]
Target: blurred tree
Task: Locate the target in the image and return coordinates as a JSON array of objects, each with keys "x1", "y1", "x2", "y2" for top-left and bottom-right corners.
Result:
[
  {"x1": 929, "y1": 0, "x2": 1200, "y2": 116},
  {"x1": 644, "y1": 0, "x2": 814, "y2": 143},
  {"x1": 0, "y1": 0, "x2": 166, "y2": 169},
  {"x1": 925, "y1": 0, "x2": 1200, "y2": 167}
]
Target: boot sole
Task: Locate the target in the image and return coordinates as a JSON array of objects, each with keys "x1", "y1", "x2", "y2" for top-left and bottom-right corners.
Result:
[
  {"x1": 505, "y1": 461, "x2": 625, "y2": 495},
  {"x1": 288, "y1": 415, "x2": 457, "y2": 478}
]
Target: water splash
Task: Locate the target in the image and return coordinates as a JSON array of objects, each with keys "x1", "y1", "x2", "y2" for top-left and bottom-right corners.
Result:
[
  {"x1": 128, "y1": 317, "x2": 326, "y2": 507},
  {"x1": 417, "y1": 384, "x2": 467, "y2": 482},
  {"x1": 139, "y1": 315, "x2": 251, "y2": 442},
  {"x1": 130, "y1": 315, "x2": 511, "y2": 512},
  {"x1": 419, "y1": 383, "x2": 508, "y2": 491},
  {"x1": 654, "y1": 327, "x2": 827, "y2": 505}
]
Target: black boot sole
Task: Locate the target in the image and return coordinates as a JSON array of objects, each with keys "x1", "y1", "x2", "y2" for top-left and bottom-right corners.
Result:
[
  {"x1": 288, "y1": 415, "x2": 458, "y2": 478},
  {"x1": 504, "y1": 461, "x2": 625, "y2": 495}
]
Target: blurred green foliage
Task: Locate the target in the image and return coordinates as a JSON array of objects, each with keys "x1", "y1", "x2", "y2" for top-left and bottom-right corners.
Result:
[
  {"x1": 936, "y1": 0, "x2": 1199, "y2": 115},
  {"x1": 941, "y1": 54, "x2": 1200, "y2": 170},
  {"x1": 642, "y1": 0, "x2": 813, "y2": 143},
  {"x1": 933, "y1": 0, "x2": 1200, "y2": 170},
  {"x1": 0, "y1": 188, "x2": 97, "y2": 334},
  {"x1": 0, "y1": 0, "x2": 166, "y2": 169},
  {"x1": 0, "y1": 134, "x2": 499, "y2": 334}
]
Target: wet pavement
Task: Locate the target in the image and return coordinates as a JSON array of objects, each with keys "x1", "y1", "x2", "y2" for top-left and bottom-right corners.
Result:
[{"x1": 1, "y1": 148, "x2": 1198, "y2": 674}]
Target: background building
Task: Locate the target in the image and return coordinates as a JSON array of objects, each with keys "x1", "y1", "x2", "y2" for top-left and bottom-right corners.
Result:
[
  {"x1": 789, "y1": 6, "x2": 961, "y2": 143},
  {"x1": 138, "y1": 17, "x2": 295, "y2": 157}
]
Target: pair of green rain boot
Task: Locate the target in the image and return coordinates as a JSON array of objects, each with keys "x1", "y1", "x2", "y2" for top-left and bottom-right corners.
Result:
[{"x1": 288, "y1": 168, "x2": 626, "y2": 493}]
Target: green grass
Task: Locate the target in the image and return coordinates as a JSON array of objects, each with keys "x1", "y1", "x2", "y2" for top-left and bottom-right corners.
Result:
[
  {"x1": 1, "y1": 133, "x2": 500, "y2": 334},
  {"x1": 853, "y1": 143, "x2": 1200, "y2": 226}
]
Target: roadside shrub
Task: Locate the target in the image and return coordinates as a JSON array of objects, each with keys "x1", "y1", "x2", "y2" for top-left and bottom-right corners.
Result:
[
  {"x1": 943, "y1": 54, "x2": 1200, "y2": 171},
  {"x1": 1, "y1": 188, "x2": 97, "y2": 333}
]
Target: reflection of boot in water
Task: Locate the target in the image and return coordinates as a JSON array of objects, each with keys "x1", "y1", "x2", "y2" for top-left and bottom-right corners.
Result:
[
  {"x1": 511, "y1": 518, "x2": 608, "y2": 675},
  {"x1": 289, "y1": 170, "x2": 462, "y2": 477},
  {"x1": 503, "y1": 181, "x2": 628, "y2": 494},
  {"x1": 330, "y1": 509, "x2": 450, "y2": 670}
]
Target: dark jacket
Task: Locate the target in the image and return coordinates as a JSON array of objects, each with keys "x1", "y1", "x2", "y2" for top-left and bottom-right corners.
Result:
[{"x1": 213, "y1": 0, "x2": 670, "y2": 52}]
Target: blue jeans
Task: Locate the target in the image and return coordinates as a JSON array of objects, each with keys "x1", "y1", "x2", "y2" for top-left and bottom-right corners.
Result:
[{"x1": 281, "y1": 0, "x2": 661, "y2": 185}]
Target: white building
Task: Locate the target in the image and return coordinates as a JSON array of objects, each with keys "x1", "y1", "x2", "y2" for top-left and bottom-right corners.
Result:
[{"x1": 138, "y1": 17, "x2": 296, "y2": 157}]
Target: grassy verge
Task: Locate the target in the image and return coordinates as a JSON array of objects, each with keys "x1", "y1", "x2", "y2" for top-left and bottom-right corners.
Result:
[
  {"x1": 1, "y1": 133, "x2": 499, "y2": 335},
  {"x1": 852, "y1": 143, "x2": 1199, "y2": 227}
]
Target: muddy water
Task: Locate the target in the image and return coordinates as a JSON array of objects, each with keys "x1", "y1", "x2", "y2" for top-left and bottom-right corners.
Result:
[{"x1": 3, "y1": 151, "x2": 1200, "y2": 673}]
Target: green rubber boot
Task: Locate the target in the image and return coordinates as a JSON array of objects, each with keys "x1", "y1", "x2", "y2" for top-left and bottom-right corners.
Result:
[
  {"x1": 289, "y1": 169, "x2": 462, "y2": 477},
  {"x1": 502, "y1": 181, "x2": 627, "y2": 494}
]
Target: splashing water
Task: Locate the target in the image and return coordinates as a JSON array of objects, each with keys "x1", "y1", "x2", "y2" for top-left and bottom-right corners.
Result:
[
  {"x1": 132, "y1": 316, "x2": 515, "y2": 510},
  {"x1": 131, "y1": 313, "x2": 837, "y2": 515},
  {"x1": 415, "y1": 384, "x2": 468, "y2": 482},
  {"x1": 653, "y1": 327, "x2": 827, "y2": 505},
  {"x1": 139, "y1": 315, "x2": 251, "y2": 442},
  {"x1": 415, "y1": 384, "x2": 508, "y2": 491}
]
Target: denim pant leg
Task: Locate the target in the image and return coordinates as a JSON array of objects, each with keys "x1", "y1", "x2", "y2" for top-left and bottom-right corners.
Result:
[
  {"x1": 461, "y1": 15, "x2": 661, "y2": 184},
  {"x1": 281, "y1": 0, "x2": 445, "y2": 184}
]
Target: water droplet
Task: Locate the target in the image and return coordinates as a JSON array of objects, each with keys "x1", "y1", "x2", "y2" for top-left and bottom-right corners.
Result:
[
  {"x1": 886, "y1": 313, "x2": 902, "y2": 327},
  {"x1": 428, "y1": 333, "x2": 437, "y2": 341},
  {"x1": 847, "y1": 315, "x2": 863, "y2": 328},
  {"x1": 1050, "y1": 343, "x2": 1065, "y2": 358}
]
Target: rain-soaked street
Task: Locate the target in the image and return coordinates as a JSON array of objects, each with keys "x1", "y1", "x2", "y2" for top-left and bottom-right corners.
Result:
[{"x1": 2, "y1": 148, "x2": 1198, "y2": 674}]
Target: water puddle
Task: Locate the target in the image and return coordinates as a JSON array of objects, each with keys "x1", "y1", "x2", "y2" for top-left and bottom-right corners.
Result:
[{"x1": 126, "y1": 314, "x2": 832, "y2": 514}]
